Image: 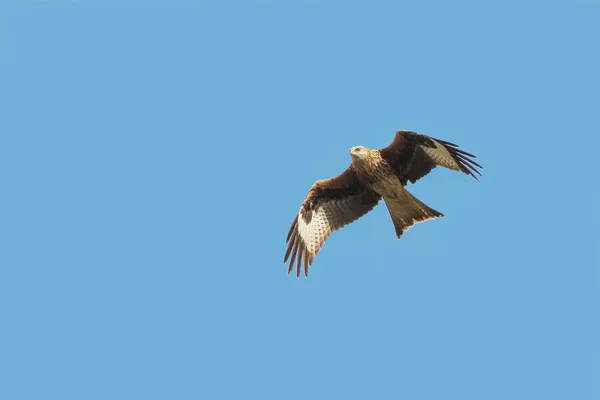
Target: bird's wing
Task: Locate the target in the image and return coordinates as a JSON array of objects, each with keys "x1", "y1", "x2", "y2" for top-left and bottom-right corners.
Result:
[
  {"x1": 380, "y1": 130, "x2": 482, "y2": 185},
  {"x1": 284, "y1": 167, "x2": 381, "y2": 277}
]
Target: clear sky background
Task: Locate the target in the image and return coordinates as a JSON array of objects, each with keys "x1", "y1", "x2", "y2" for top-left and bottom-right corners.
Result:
[{"x1": 1, "y1": 1, "x2": 599, "y2": 399}]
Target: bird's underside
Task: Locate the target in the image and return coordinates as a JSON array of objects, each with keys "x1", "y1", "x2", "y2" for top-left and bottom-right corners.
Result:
[{"x1": 284, "y1": 130, "x2": 483, "y2": 277}]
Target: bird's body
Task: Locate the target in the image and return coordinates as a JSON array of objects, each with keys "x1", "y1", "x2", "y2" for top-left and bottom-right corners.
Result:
[
  {"x1": 284, "y1": 130, "x2": 482, "y2": 277},
  {"x1": 350, "y1": 146, "x2": 444, "y2": 237}
]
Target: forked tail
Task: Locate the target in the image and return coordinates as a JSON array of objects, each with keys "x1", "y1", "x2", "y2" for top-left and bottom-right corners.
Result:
[{"x1": 383, "y1": 189, "x2": 444, "y2": 238}]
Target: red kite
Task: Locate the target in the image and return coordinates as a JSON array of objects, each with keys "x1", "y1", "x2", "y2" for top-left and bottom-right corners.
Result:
[{"x1": 284, "y1": 130, "x2": 482, "y2": 277}]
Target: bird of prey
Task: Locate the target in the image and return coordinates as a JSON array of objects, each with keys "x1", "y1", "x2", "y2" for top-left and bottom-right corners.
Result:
[{"x1": 284, "y1": 130, "x2": 482, "y2": 277}]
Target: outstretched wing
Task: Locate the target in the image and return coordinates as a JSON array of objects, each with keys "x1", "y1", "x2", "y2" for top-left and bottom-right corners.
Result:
[
  {"x1": 284, "y1": 167, "x2": 381, "y2": 278},
  {"x1": 380, "y1": 130, "x2": 483, "y2": 185}
]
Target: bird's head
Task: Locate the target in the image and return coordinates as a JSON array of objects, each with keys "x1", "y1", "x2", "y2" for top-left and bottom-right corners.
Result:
[{"x1": 350, "y1": 146, "x2": 370, "y2": 161}]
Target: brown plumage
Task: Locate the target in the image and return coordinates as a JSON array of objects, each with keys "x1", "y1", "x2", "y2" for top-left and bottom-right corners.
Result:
[
  {"x1": 380, "y1": 131, "x2": 482, "y2": 185},
  {"x1": 284, "y1": 130, "x2": 482, "y2": 277}
]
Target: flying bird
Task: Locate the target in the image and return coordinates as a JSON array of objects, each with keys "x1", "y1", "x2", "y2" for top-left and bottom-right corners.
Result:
[{"x1": 284, "y1": 130, "x2": 482, "y2": 277}]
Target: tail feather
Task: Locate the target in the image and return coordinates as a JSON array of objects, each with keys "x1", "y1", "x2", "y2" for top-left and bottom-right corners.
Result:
[{"x1": 383, "y1": 189, "x2": 443, "y2": 238}]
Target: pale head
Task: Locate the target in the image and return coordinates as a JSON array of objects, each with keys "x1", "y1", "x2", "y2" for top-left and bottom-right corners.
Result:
[{"x1": 350, "y1": 145, "x2": 370, "y2": 161}]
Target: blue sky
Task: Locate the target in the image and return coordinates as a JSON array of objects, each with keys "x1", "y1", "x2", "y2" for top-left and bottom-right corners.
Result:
[{"x1": 1, "y1": 1, "x2": 599, "y2": 399}]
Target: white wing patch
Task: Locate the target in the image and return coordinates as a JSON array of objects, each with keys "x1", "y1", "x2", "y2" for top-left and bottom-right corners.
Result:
[
  {"x1": 420, "y1": 140, "x2": 463, "y2": 171},
  {"x1": 284, "y1": 192, "x2": 380, "y2": 277},
  {"x1": 297, "y1": 204, "x2": 332, "y2": 258}
]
